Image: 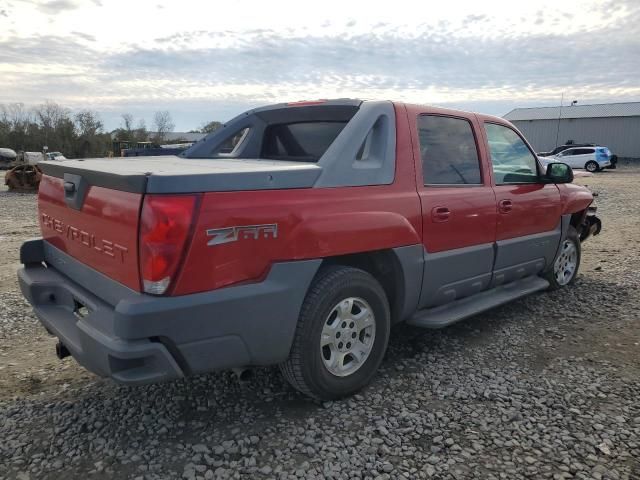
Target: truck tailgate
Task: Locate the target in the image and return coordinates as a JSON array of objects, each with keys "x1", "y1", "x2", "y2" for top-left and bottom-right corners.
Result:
[{"x1": 38, "y1": 175, "x2": 142, "y2": 291}]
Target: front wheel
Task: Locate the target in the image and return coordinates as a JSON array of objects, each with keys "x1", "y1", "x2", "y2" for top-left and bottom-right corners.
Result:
[
  {"x1": 585, "y1": 160, "x2": 599, "y2": 173},
  {"x1": 280, "y1": 266, "x2": 390, "y2": 400},
  {"x1": 545, "y1": 226, "x2": 581, "y2": 290}
]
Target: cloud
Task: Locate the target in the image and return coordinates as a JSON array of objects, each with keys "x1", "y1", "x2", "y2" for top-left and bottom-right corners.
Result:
[
  {"x1": 71, "y1": 31, "x2": 96, "y2": 42},
  {"x1": 34, "y1": 0, "x2": 100, "y2": 14},
  {"x1": 101, "y1": 17, "x2": 640, "y2": 97},
  {"x1": 0, "y1": 35, "x2": 97, "y2": 65},
  {"x1": 36, "y1": 0, "x2": 81, "y2": 14},
  {"x1": 1, "y1": 0, "x2": 639, "y2": 129}
]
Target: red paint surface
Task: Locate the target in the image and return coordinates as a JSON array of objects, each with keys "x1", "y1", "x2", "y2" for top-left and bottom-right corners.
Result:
[
  {"x1": 38, "y1": 175, "x2": 142, "y2": 291},
  {"x1": 404, "y1": 104, "x2": 498, "y2": 252},
  {"x1": 36, "y1": 102, "x2": 594, "y2": 296}
]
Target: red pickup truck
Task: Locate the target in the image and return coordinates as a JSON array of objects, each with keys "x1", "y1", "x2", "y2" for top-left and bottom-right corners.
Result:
[{"x1": 18, "y1": 99, "x2": 601, "y2": 399}]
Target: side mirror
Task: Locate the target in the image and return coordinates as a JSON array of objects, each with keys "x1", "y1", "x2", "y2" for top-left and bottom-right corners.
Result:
[{"x1": 545, "y1": 162, "x2": 573, "y2": 183}]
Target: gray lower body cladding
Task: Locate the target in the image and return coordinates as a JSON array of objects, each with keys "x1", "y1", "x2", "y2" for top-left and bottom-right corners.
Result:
[
  {"x1": 18, "y1": 239, "x2": 321, "y2": 385},
  {"x1": 418, "y1": 222, "x2": 564, "y2": 310}
]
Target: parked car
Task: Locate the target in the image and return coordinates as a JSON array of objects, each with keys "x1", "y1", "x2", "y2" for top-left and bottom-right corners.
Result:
[
  {"x1": 0, "y1": 147, "x2": 17, "y2": 169},
  {"x1": 551, "y1": 146, "x2": 612, "y2": 172},
  {"x1": 540, "y1": 144, "x2": 617, "y2": 170},
  {"x1": 22, "y1": 151, "x2": 46, "y2": 165},
  {"x1": 45, "y1": 151, "x2": 67, "y2": 161},
  {"x1": 538, "y1": 143, "x2": 596, "y2": 157},
  {"x1": 537, "y1": 156, "x2": 594, "y2": 178},
  {"x1": 18, "y1": 99, "x2": 601, "y2": 400}
]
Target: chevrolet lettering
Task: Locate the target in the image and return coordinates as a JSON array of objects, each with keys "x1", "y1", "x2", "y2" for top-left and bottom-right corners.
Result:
[{"x1": 40, "y1": 212, "x2": 128, "y2": 262}]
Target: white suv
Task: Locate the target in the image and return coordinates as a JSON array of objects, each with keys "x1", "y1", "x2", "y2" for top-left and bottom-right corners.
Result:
[{"x1": 551, "y1": 146, "x2": 612, "y2": 172}]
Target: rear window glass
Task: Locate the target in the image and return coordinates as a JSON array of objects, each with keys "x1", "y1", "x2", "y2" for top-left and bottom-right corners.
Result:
[{"x1": 261, "y1": 122, "x2": 347, "y2": 162}]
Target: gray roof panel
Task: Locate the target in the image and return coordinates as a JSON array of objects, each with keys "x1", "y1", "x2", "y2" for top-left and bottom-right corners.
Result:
[{"x1": 504, "y1": 102, "x2": 640, "y2": 121}]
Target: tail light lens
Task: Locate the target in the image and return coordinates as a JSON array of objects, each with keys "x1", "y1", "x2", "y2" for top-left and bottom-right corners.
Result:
[{"x1": 139, "y1": 194, "x2": 200, "y2": 295}]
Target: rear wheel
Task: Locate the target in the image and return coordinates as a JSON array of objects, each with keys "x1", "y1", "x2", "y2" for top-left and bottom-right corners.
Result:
[
  {"x1": 545, "y1": 226, "x2": 581, "y2": 290},
  {"x1": 585, "y1": 161, "x2": 599, "y2": 173},
  {"x1": 280, "y1": 266, "x2": 390, "y2": 400}
]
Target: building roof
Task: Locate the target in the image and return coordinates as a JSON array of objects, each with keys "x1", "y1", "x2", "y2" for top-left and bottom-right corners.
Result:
[{"x1": 504, "y1": 102, "x2": 640, "y2": 121}]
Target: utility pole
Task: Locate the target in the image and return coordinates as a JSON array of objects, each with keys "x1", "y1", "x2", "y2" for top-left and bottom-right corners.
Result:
[{"x1": 554, "y1": 93, "x2": 564, "y2": 149}]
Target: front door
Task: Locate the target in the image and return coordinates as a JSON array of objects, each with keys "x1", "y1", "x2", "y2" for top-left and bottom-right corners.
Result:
[
  {"x1": 414, "y1": 113, "x2": 497, "y2": 308},
  {"x1": 483, "y1": 122, "x2": 562, "y2": 286}
]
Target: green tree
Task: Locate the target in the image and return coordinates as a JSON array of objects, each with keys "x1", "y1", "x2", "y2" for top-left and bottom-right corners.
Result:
[
  {"x1": 198, "y1": 120, "x2": 223, "y2": 134},
  {"x1": 74, "y1": 110, "x2": 106, "y2": 157}
]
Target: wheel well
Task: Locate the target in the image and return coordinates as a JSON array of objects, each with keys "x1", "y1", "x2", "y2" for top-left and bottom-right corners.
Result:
[
  {"x1": 320, "y1": 250, "x2": 404, "y2": 323},
  {"x1": 570, "y1": 210, "x2": 587, "y2": 230}
]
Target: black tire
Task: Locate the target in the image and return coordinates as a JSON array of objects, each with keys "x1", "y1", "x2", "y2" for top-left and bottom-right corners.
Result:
[
  {"x1": 585, "y1": 160, "x2": 599, "y2": 173},
  {"x1": 545, "y1": 226, "x2": 581, "y2": 290},
  {"x1": 280, "y1": 266, "x2": 390, "y2": 400}
]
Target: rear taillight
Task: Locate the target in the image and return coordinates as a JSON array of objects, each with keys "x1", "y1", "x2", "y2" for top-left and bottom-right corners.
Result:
[{"x1": 139, "y1": 194, "x2": 200, "y2": 295}]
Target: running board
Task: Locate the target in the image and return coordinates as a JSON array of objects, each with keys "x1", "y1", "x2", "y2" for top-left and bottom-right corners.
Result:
[{"x1": 407, "y1": 276, "x2": 549, "y2": 329}]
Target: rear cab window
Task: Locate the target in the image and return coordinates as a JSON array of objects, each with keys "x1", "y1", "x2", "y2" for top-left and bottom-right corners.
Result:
[
  {"x1": 418, "y1": 115, "x2": 482, "y2": 185},
  {"x1": 189, "y1": 102, "x2": 360, "y2": 162},
  {"x1": 484, "y1": 123, "x2": 539, "y2": 184},
  {"x1": 261, "y1": 122, "x2": 348, "y2": 162}
]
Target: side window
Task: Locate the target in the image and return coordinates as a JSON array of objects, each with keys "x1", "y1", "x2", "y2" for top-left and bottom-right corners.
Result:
[
  {"x1": 213, "y1": 128, "x2": 250, "y2": 155},
  {"x1": 485, "y1": 123, "x2": 539, "y2": 184},
  {"x1": 418, "y1": 115, "x2": 481, "y2": 185},
  {"x1": 574, "y1": 148, "x2": 594, "y2": 155}
]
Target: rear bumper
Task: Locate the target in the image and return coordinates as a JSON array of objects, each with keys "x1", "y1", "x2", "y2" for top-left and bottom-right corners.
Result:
[{"x1": 18, "y1": 239, "x2": 320, "y2": 385}]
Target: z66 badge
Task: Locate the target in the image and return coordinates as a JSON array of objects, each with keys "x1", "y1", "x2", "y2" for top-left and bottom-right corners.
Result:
[{"x1": 206, "y1": 224, "x2": 278, "y2": 246}]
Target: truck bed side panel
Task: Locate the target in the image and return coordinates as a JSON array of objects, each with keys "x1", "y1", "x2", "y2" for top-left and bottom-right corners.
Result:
[
  {"x1": 173, "y1": 111, "x2": 422, "y2": 296},
  {"x1": 174, "y1": 187, "x2": 422, "y2": 295}
]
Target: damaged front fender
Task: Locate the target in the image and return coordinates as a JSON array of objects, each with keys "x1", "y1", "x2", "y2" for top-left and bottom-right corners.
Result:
[{"x1": 580, "y1": 206, "x2": 601, "y2": 242}]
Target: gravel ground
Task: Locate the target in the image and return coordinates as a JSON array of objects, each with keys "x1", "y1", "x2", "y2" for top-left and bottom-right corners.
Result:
[{"x1": 1, "y1": 166, "x2": 639, "y2": 480}]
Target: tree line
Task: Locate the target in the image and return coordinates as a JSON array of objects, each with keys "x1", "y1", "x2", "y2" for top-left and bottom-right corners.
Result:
[{"x1": 0, "y1": 101, "x2": 221, "y2": 159}]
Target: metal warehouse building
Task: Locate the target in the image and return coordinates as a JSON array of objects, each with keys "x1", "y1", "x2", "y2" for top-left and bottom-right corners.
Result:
[{"x1": 504, "y1": 102, "x2": 640, "y2": 159}]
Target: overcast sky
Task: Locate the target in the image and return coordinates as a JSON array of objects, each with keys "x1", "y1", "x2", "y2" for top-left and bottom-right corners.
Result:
[{"x1": 1, "y1": 0, "x2": 639, "y2": 131}]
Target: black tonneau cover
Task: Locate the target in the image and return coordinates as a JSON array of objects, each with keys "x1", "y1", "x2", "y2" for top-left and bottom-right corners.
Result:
[{"x1": 39, "y1": 156, "x2": 323, "y2": 194}]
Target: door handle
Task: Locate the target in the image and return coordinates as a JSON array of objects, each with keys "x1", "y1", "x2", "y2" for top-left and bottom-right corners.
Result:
[
  {"x1": 431, "y1": 206, "x2": 451, "y2": 222},
  {"x1": 63, "y1": 181, "x2": 76, "y2": 193},
  {"x1": 498, "y1": 199, "x2": 513, "y2": 214}
]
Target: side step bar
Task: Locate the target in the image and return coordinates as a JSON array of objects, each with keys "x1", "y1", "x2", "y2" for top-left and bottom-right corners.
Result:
[{"x1": 407, "y1": 275, "x2": 549, "y2": 329}]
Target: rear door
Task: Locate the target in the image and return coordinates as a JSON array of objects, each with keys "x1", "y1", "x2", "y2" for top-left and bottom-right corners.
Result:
[
  {"x1": 482, "y1": 122, "x2": 562, "y2": 286},
  {"x1": 411, "y1": 110, "x2": 497, "y2": 308}
]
